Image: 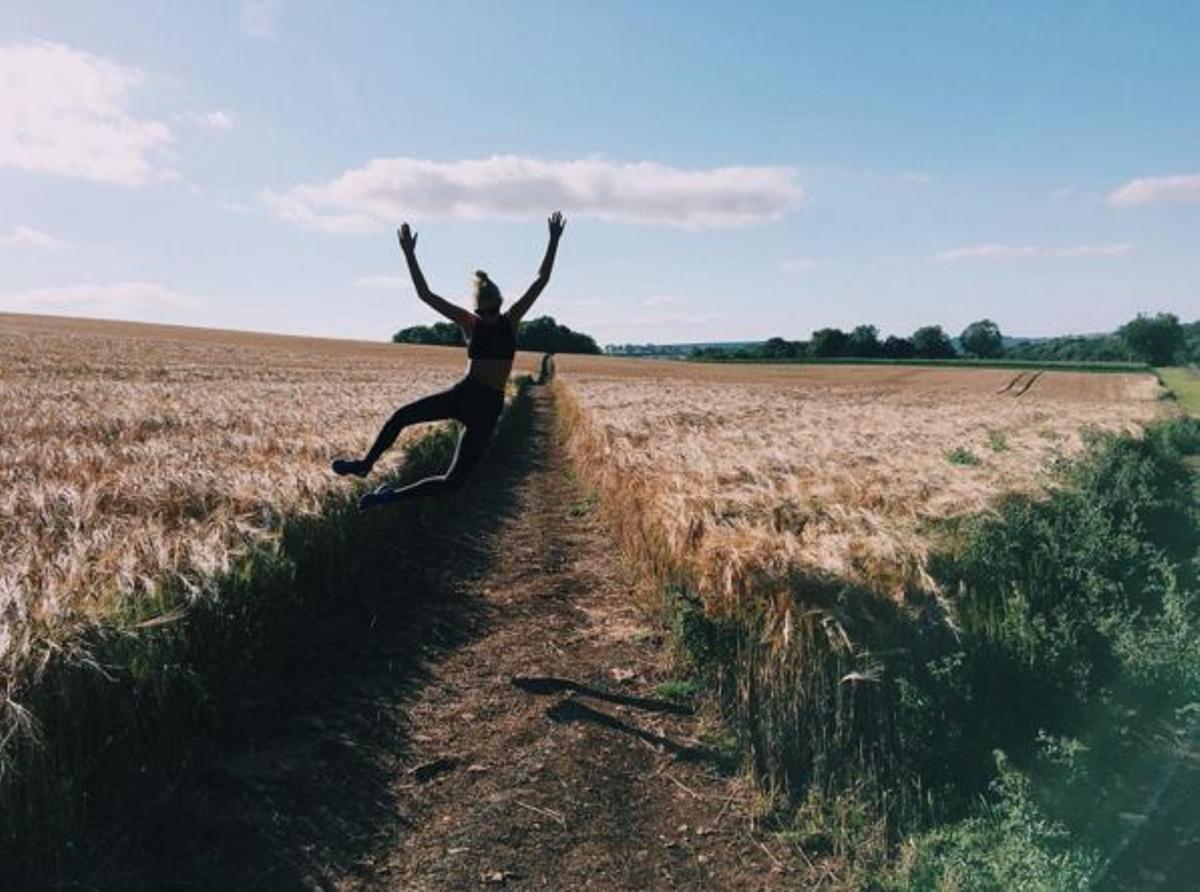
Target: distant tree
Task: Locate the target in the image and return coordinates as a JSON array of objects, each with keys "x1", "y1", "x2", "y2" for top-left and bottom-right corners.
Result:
[
  {"x1": 810, "y1": 327, "x2": 850, "y2": 358},
  {"x1": 960, "y1": 319, "x2": 1004, "y2": 358},
  {"x1": 848, "y1": 324, "x2": 881, "y2": 358},
  {"x1": 392, "y1": 321, "x2": 464, "y2": 346},
  {"x1": 761, "y1": 336, "x2": 804, "y2": 359},
  {"x1": 1006, "y1": 334, "x2": 1132, "y2": 363},
  {"x1": 517, "y1": 315, "x2": 602, "y2": 354},
  {"x1": 911, "y1": 325, "x2": 957, "y2": 359},
  {"x1": 393, "y1": 315, "x2": 601, "y2": 355},
  {"x1": 1119, "y1": 312, "x2": 1185, "y2": 366},
  {"x1": 1184, "y1": 319, "x2": 1200, "y2": 363},
  {"x1": 880, "y1": 335, "x2": 916, "y2": 359}
]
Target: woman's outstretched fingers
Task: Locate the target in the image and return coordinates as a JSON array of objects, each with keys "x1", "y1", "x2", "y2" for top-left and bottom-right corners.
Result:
[
  {"x1": 398, "y1": 223, "x2": 418, "y2": 253},
  {"x1": 548, "y1": 211, "x2": 566, "y2": 238}
]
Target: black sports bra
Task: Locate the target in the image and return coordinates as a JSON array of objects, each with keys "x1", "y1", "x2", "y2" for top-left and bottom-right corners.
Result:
[{"x1": 467, "y1": 314, "x2": 516, "y2": 360}]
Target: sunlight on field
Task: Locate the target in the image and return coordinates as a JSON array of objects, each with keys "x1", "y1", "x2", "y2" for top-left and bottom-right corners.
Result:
[
  {"x1": 558, "y1": 360, "x2": 1164, "y2": 597},
  {"x1": 0, "y1": 314, "x2": 534, "y2": 674}
]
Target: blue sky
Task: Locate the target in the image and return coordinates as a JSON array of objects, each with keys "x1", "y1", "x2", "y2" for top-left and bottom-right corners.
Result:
[{"x1": 1, "y1": 1, "x2": 1197, "y2": 344}]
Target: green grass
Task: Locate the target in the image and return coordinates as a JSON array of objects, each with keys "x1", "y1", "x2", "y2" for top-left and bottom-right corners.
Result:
[
  {"x1": 986, "y1": 430, "x2": 1009, "y2": 453},
  {"x1": 946, "y1": 446, "x2": 982, "y2": 466},
  {"x1": 1160, "y1": 366, "x2": 1200, "y2": 414},
  {"x1": 655, "y1": 678, "x2": 700, "y2": 703},
  {"x1": 568, "y1": 490, "x2": 599, "y2": 517}
]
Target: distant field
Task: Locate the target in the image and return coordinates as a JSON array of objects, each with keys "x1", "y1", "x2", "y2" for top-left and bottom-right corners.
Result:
[
  {"x1": 1160, "y1": 366, "x2": 1200, "y2": 414},
  {"x1": 555, "y1": 357, "x2": 1164, "y2": 597},
  {"x1": 0, "y1": 313, "x2": 536, "y2": 675}
]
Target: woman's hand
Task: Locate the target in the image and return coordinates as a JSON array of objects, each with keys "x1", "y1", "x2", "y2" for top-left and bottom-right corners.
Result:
[
  {"x1": 397, "y1": 223, "x2": 418, "y2": 254},
  {"x1": 548, "y1": 211, "x2": 566, "y2": 241}
]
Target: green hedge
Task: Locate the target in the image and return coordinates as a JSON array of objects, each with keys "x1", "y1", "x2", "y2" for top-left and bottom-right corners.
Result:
[{"x1": 690, "y1": 356, "x2": 1151, "y2": 373}]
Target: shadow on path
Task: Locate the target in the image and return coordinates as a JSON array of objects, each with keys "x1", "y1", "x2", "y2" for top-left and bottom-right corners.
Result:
[
  {"x1": 544, "y1": 698, "x2": 722, "y2": 766},
  {"x1": 512, "y1": 674, "x2": 694, "y2": 716},
  {"x1": 94, "y1": 386, "x2": 549, "y2": 890}
]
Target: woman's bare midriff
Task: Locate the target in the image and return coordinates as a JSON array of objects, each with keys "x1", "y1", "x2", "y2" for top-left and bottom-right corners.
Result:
[{"x1": 467, "y1": 357, "x2": 513, "y2": 392}]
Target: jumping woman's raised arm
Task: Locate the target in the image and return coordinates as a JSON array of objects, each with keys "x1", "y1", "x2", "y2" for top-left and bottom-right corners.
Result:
[
  {"x1": 507, "y1": 211, "x2": 566, "y2": 323},
  {"x1": 397, "y1": 223, "x2": 473, "y2": 330}
]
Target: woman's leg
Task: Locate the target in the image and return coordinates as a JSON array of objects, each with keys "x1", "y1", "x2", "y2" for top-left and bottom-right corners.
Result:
[
  {"x1": 357, "y1": 416, "x2": 496, "y2": 509},
  {"x1": 332, "y1": 387, "x2": 458, "y2": 477}
]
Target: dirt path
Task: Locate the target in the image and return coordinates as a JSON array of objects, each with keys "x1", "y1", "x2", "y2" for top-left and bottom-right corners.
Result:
[
  {"x1": 118, "y1": 385, "x2": 807, "y2": 891},
  {"x1": 345, "y1": 386, "x2": 798, "y2": 890}
]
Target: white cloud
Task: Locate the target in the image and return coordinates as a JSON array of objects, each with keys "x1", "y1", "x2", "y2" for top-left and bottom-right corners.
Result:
[
  {"x1": 0, "y1": 281, "x2": 199, "y2": 316},
  {"x1": 1108, "y1": 173, "x2": 1200, "y2": 208},
  {"x1": 177, "y1": 109, "x2": 237, "y2": 130},
  {"x1": 240, "y1": 0, "x2": 284, "y2": 39},
  {"x1": 263, "y1": 155, "x2": 804, "y2": 232},
  {"x1": 353, "y1": 275, "x2": 407, "y2": 289},
  {"x1": 781, "y1": 257, "x2": 819, "y2": 272},
  {"x1": 644, "y1": 294, "x2": 680, "y2": 306},
  {"x1": 0, "y1": 225, "x2": 60, "y2": 248},
  {"x1": 935, "y1": 243, "x2": 1134, "y2": 262},
  {"x1": 0, "y1": 41, "x2": 173, "y2": 186}
]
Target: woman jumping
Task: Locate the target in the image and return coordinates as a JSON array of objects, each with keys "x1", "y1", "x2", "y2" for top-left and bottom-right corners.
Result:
[{"x1": 332, "y1": 211, "x2": 566, "y2": 510}]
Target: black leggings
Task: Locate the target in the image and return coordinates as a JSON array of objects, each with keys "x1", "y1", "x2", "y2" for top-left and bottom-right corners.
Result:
[{"x1": 364, "y1": 377, "x2": 504, "y2": 499}]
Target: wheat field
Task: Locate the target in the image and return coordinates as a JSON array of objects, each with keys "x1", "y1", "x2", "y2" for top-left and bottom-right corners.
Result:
[
  {"x1": 555, "y1": 361, "x2": 1165, "y2": 602},
  {"x1": 0, "y1": 314, "x2": 1167, "y2": 686},
  {"x1": 0, "y1": 313, "x2": 535, "y2": 681}
]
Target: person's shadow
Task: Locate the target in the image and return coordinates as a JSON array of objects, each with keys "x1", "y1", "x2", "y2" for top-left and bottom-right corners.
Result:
[{"x1": 512, "y1": 675, "x2": 729, "y2": 767}]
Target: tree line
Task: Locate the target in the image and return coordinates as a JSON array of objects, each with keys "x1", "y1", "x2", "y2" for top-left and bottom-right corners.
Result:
[
  {"x1": 694, "y1": 313, "x2": 1198, "y2": 366},
  {"x1": 392, "y1": 315, "x2": 601, "y2": 355}
]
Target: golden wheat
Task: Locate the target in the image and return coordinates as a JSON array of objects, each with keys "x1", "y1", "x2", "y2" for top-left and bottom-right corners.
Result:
[
  {"x1": 0, "y1": 313, "x2": 534, "y2": 680},
  {"x1": 556, "y1": 364, "x2": 1165, "y2": 603}
]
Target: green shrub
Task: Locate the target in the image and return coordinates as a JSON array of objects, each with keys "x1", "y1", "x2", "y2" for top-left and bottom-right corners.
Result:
[
  {"x1": 946, "y1": 447, "x2": 982, "y2": 466},
  {"x1": 892, "y1": 753, "x2": 1100, "y2": 891}
]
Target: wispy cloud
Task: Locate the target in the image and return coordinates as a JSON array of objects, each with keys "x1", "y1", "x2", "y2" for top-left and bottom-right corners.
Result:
[
  {"x1": 935, "y1": 243, "x2": 1134, "y2": 262},
  {"x1": 352, "y1": 275, "x2": 407, "y2": 289},
  {"x1": 240, "y1": 0, "x2": 284, "y2": 39},
  {"x1": 177, "y1": 109, "x2": 237, "y2": 130},
  {"x1": 781, "y1": 257, "x2": 819, "y2": 272},
  {"x1": 0, "y1": 281, "x2": 199, "y2": 315},
  {"x1": 263, "y1": 155, "x2": 804, "y2": 232},
  {"x1": 643, "y1": 294, "x2": 681, "y2": 306},
  {"x1": 1108, "y1": 173, "x2": 1200, "y2": 207},
  {"x1": 0, "y1": 41, "x2": 174, "y2": 186},
  {"x1": 0, "y1": 225, "x2": 60, "y2": 249},
  {"x1": 1050, "y1": 186, "x2": 1076, "y2": 200}
]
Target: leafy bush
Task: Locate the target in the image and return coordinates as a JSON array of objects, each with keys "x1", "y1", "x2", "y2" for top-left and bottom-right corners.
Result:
[
  {"x1": 893, "y1": 753, "x2": 1100, "y2": 891},
  {"x1": 951, "y1": 417, "x2": 1200, "y2": 708}
]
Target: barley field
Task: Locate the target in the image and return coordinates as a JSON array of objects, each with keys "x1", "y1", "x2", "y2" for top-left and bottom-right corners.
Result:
[
  {"x1": 0, "y1": 313, "x2": 534, "y2": 681},
  {"x1": 555, "y1": 359, "x2": 1165, "y2": 601}
]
